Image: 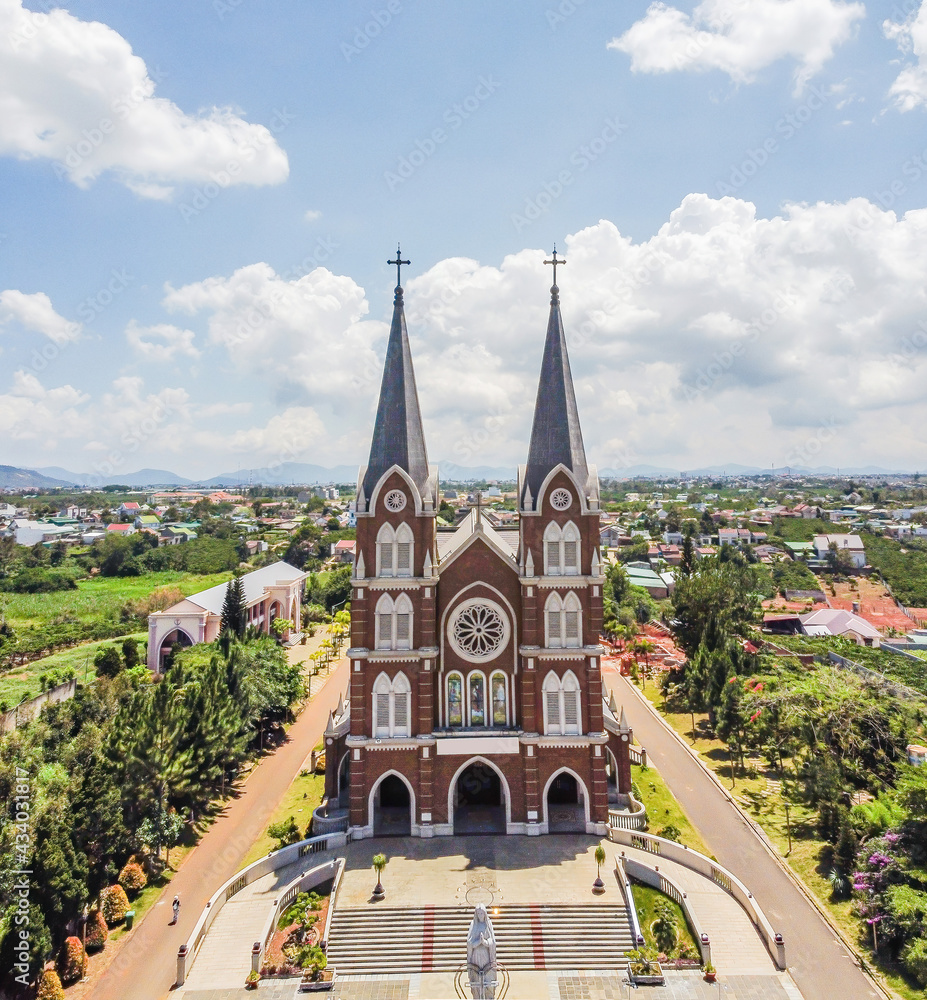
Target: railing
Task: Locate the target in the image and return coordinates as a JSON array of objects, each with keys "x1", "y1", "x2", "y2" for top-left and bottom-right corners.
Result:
[
  {"x1": 608, "y1": 792, "x2": 647, "y2": 831},
  {"x1": 628, "y1": 745, "x2": 648, "y2": 767},
  {"x1": 609, "y1": 829, "x2": 786, "y2": 970},
  {"x1": 176, "y1": 830, "x2": 348, "y2": 987},
  {"x1": 619, "y1": 853, "x2": 711, "y2": 966},
  {"x1": 255, "y1": 858, "x2": 344, "y2": 974},
  {"x1": 613, "y1": 855, "x2": 645, "y2": 950},
  {"x1": 311, "y1": 802, "x2": 350, "y2": 835}
]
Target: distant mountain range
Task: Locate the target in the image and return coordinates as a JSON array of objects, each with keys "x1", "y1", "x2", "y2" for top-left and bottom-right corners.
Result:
[{"x1": 0, "y1": 459, "x2": 919, "y2": 491}]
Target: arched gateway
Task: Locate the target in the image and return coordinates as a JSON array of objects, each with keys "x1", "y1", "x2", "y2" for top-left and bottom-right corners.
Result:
[{"x1": 451, "y1": 759, "x2": 508, "y2": 835}]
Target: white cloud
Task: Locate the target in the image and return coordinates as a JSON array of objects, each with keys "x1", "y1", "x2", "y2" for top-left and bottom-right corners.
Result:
[
  {"x1": 126, "y1": 321, "x2": 200, "y2": 362},
  {"x1": 884, "y1": 1, "x2": 927, "y2": 111},
  {"x1": 304, "y1": 209, "x2": 322, "y2": 222},
  {"x1": 609, "y1": 0, "x2": 865, "y2": 92},
  {"x1": 7, "y1": 194, "x2": 927, "y2": 476},
  {"x1": 0, "y1": 0, "x2": 289, "y2": 197},
  {"x1": 0, "y1": 289, "x2": 81, "y2": 343}
]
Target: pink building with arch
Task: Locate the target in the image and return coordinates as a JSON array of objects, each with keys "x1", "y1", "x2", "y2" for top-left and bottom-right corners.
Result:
[{"x1": 146, "y1": 560, "x2": 307, "y2": 671}]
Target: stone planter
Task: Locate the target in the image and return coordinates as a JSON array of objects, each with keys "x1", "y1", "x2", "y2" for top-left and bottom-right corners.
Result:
[
  {"x1": 627, "y1": 961, "x2": 665, "y2": 986},
  {"x1": 298, "y1": 967, "x2": 337, "y2": 992}
]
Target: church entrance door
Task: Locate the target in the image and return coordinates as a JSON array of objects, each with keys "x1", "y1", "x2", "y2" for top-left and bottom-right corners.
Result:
[
  {"x1": 373, "y1": 774, "x2": 411, "y2": 836},
  {"x1": 546, "y1": 772, "x2": 586, "y2": 833},
  {"x1": 453, "y1": 761, "x2": 506, "y2": 835}
]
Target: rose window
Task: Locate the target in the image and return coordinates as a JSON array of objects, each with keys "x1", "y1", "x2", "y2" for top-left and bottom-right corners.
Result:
[
  {"x1": 384, "y1": 490, "x2": 407, "y2": 512},
  {"x1": 550, "y1": 488, "x2": 572, "y2": 510},
  {"x1": 449, "y1": 602, "x2": 508, "y2": 661}
]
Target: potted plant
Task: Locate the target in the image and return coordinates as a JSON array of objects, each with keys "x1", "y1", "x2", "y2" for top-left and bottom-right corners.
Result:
[
  {"x1": 371, "y1": 853, "x2": 387, "y2": 901},
  {"x1": 593, "y1": 844, "x2": 606, "y2": 894},
  {"x1": 704, "y1": 961, "x2": 717, "y2": 983},
  {"x1": 297, "y1": 945, "x2": 336, "y2": 992},
  {"x1": 245, "y1": 970, "x2": 260, "y2": 989},
  {"x1": 626, "y1": 947, "x2": 665, "y2": 986}
]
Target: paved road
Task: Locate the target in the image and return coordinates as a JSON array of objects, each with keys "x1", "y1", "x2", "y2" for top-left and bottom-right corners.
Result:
[
  {"x1": 605, "y1": 666, "x2": 880, "y2": 1000},
  {"x1": 87, "y1": 657, "x2": 349, "y2": 1000}
]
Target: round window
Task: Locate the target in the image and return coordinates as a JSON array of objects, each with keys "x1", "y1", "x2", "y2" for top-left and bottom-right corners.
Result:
[
  {"x1": 384, "y1": 489, "x2": 407, "y2": 512},
  {"x1": 550, "y1": 488, "x2": 572, "y2": 510},
  {"x1": 448, "y1": 599, "x2": 509, "y2": 662}
]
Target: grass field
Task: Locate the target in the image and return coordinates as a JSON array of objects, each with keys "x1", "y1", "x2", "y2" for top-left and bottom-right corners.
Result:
[
  {"x1": 631, "y1": 759, "x2": 712, "y2": 858},
  {"x1": 1, "y1": 570, "x2": 231, "y2": 631},
  {"x1": 0, "y1": 631, "x2": 148, "y2": 705},
  {"x1": 631, "y1": 882, "x2": 700, "y2": 959}
]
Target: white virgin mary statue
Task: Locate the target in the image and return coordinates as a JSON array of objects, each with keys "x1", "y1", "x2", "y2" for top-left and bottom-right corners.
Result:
[{"x1": 467, "y1": 903, "x2": 497, "y2": 1000}]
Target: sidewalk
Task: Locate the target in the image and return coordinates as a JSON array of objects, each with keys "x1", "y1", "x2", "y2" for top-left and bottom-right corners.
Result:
[{"x1": 86, "y1": 654, "x2": 349, "y2": 1000}]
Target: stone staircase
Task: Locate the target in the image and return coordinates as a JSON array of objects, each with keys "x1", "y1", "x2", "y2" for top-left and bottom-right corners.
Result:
[{"x1": 326, "y1": 904, "x2": 634, "y2": 973}]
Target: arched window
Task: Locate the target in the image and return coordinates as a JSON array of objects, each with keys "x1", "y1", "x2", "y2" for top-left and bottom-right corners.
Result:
[
  {"x1": 373, "y1": 671, "x2": 411, "y2": 738},
  {"x1": 543, "y1": 521, "x2": 581, "y2": 575},
  {"x1": 543, "y1": 669, "x2": 582, "y2": 736},
  {"x1": 491, "y1": 671, "x2": 507, "y2": 727},
  {"x1": 377, "y1": 522, "x2": 414, "y2": 578},
  {"x1": 544, "y1": 591, "x2": 583, "y2": 648},
  {"x1": 469, "y1": 672, "x2": 486, "y2": 726},
  {"x1": 395, "y1": 522, "x2": 414, "y2": 578},
  {"x1": 447, "y1": 672, "x2": 464, "y2": 727},
  {"x1": 375, "y1": 593, "x2": 414, "y2": 650},
  {"x1": 377, "y1": 523, "x2": 395, "y2": 577}
]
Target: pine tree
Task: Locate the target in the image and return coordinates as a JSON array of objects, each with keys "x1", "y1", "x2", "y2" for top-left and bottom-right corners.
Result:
[
  {"x1": 680, "y1": 534, "x2": 695, "y2": 577},
  {"x1": 32, "y1": 809, "x2": 89, "y2": 942},
  {"x1": 220, "y1": 573, "x2": 248, "y2": 639}
]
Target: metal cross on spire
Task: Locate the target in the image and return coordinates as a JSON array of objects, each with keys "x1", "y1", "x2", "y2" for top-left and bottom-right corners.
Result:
[
  {"x1": 388, "y1": 244, "x2": 411, "y2": 289},
  {"x1": 544, "y1": 245, "x2": 566, "y2": 286}
]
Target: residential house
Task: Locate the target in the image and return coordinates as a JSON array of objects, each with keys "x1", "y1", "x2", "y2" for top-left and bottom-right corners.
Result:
[
  {"x1": 799, "y1": 608, "x2": 880, "y2": 646},
  {"x1": 106, "y1": 523, "x2": 136, "y2": 537},
  {"x1": 331, "y1": 538, "x2": 357, "y2": 563},
  {"x1": 117, "y1": 501, "x2": 141, "y2": 518},
  {"x1": 812, "y1": 534, "x2": 866, "y2": 568}
]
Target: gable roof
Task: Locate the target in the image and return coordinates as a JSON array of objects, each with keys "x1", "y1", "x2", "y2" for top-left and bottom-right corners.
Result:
[
  {"x1": 800, "y1": 608, "x2": 880, "y2": 639},
  {"x1": 181, "y1": 560, "x2": 306, "y2": 615},
  {"x1": 437, "y1": 508, "x2": 518, "y2": 572}
]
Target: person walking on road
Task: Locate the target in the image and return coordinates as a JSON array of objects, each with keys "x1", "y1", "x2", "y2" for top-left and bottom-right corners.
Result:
[{"x1": 171, "y1": 896, "x2": 180, "y2": 925}]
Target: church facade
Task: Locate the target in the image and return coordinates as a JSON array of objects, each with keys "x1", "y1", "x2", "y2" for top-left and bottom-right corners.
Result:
[{"x1": 323, "y1": 254, "x2": 634, "y2": 838}]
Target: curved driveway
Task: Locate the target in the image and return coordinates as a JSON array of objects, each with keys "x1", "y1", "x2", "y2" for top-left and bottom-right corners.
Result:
[{"x1": 605, "y1": 666, "x2": 881, "y2": 1000}]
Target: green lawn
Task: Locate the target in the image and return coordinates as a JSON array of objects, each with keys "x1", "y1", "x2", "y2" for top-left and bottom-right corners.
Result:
[
  {"x1": 0, "y1": 631, "x2": 147, "y2": 706},
  {"x1": 239, "y1": 771, "x2": 326, "y2": 870},
  {"x1": 630, "y1": 882, "x2": 700, "y2": 960}
]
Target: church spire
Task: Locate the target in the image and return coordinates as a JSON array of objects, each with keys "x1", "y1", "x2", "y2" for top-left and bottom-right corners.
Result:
[
  {"x1": 522, "y1": 247, "x2": 588, "y2": 505},
  {"x1": 361, "y1": 247, "x2": 430, "y2": 502}
]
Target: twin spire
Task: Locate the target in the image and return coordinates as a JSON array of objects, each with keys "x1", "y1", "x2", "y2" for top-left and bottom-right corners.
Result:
[{"x1": 362, "y1": 244, "x2": 588, "y2": 505}]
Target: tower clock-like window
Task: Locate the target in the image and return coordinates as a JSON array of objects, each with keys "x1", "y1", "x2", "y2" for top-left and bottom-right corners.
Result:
[{"x1": 543, "y1": 521, "x2": 581, "y2": 575}]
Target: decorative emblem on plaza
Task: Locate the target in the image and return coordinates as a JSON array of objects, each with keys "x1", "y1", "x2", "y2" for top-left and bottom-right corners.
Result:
[
  {"x1": 384, "y1": 489, "x2": 407, "y2": 511},
  {"x1": 449, "y1": 600, "x2": 508, "y2": 661},
  {"x1": 550, "y1": 488, "x2": 572, "y2": 510}
]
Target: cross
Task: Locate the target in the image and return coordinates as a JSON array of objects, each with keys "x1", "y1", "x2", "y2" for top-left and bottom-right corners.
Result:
[
  {"x1": 544, "y1": 244, "x2": 566, "y2": 285},
  {"x1": 388, "y1": 244, "x2": 410, "y2": 288},
  {"x1": 473, "y1": 490, "x2": 484, "y2": 527}
]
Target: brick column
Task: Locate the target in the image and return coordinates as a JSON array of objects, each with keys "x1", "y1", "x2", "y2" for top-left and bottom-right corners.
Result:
[
  {"x1": 523, "y1": 744, "x2": 540, "y2": 827},
  {"x1": 591, "y1": 745, "x2": 609, "y2": 825},
  {"x1": 586, "y1": 654, "x2": 604, "y2": 734},
  {"x1": 350, "y1": 659, "x2": 366, "y2": 738},
  {"x1": 348, "y1": 748, "x2": 366, "y2": 828},
  {"x1": 418, "y1": 660, "x2": 434, "y2": 735},
  {"x1": 418, "y1": 745, "x2": 433, "y2": 831}
]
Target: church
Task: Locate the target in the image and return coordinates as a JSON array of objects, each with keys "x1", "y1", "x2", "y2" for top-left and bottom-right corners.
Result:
[{"x1": 322, "y1": 250, "x2": 634, "y2": 839}]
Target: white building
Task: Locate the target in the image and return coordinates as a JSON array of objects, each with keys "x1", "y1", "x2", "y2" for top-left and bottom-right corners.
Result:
[
  {"x1": 812, "y1": 534, "x2": 866, "y2": 568},
  {"x1": 146, "y1": 560, "x2": 307, "y2": 671}
]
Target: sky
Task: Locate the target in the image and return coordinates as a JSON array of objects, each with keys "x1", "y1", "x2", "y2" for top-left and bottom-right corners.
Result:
[{"x1": 1, "y1": 0, "x2": 927, "y2": 480}]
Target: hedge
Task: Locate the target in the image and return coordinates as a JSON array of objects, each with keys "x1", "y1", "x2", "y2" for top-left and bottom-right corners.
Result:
[
  {"x1": 37, "y1": 969, "x2": 65, "y2": 1000},
  {"x1": 57, "y1": 936, "x2": 87, "y2": 985},
  {"x1": 84, "y1": 909, "x2": 108, "y2": 951},
  {"x1": 118, "y1": 860, "x2": 148, "y2": 895},
  {"x1": 101, "y1": 884, "x2": 130, "y2": 926}
]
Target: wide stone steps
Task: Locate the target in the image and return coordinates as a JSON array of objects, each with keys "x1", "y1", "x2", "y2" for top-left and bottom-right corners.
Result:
[{"x1": 326, "y1": 904, "x2": 634, "y2": 972}]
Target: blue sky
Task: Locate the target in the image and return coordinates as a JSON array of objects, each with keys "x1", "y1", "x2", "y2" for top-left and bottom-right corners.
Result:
[{"x1": 2, "y1": 0, "x2": 927, "y2": 479}]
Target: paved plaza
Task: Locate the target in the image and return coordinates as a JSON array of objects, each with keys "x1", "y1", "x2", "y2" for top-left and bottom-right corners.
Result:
[
  {"x1": 176, "y1": 969, "x2": 803, "y2": 1000},
  {"x1": 176, "y1": 834, "x2": 794, "y2": 1000}
]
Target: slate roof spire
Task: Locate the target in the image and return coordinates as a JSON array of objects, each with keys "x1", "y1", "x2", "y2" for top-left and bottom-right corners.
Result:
[
  {"x1": 361, "y1": 247, "x2": 430, "y2": 501},
  {"x1": 523, "y1": 248, "x2": 588, "y2": 504}
]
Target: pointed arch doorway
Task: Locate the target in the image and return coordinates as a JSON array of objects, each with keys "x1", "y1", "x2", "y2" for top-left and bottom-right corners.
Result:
[{"x1": 452, "y1": 760, "x2": 507, "y2": 835}]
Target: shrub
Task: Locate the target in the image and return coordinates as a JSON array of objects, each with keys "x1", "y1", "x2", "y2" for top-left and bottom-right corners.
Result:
[
  {"x1": 118, "y1": 860, "x2": 148, "y2": 895},
  {"x1": 267, "y1": 816, "x2": 300, "y2": 851},
  {"x1": 4, "y1": 568, "x2": 78, "y2": 593},
  {"x1": 903, "y1": 936, "x2": 927, "y2": 987},
  {"x1": 57, "y1": 936, "x2": 88, "y2": 984},
  {"x1": 37, "y1": 969, "x2": 65, "y2": 1000},
  {"x1": 85, "y1": 909, "x2": 108, "y2": 951},
  {"x1": 101, "y1": 884, "x2": 130, "y2": 926},
  {"x1": 94, "y1": 646, "x2": 124, "y2": 679}
]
